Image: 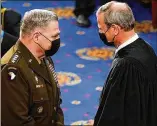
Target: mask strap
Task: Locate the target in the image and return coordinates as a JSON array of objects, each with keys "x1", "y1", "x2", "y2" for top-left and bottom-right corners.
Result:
[
  {"x1": 34, "y1": 40, "x2": 45, "y2": 52},
  {"x1": 104, "y1": 26, "x2": 111, "y2": 34},
  {"x1": 38, "y1": 32, "x2": 52, "y2": 43}
]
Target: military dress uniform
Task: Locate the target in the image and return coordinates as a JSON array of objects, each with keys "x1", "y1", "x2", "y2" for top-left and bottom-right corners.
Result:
[{"x1": 1, "y1": 40, "x2": 64, "y2": 126}]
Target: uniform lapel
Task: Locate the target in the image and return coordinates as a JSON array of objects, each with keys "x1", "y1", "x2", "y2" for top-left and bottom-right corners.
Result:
[{"x1": 17, "y1": 41, "x2": 51, "y2": 85}]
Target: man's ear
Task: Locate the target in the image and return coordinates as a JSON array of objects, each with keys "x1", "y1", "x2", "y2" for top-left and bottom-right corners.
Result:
[
  {"x1": 32, "y1": 32, "x2": 40, "y2": 42},
  {"x1": 112, "y1": 24, "x2": 120, "y2": 36}
]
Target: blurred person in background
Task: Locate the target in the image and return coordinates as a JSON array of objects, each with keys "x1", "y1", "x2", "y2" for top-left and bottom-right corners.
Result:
[
  {"x1": 1, "y1": 5, "x2": 21, "y2": 57},
  {"x1": 73, "y1": 0, "x2": 95, "y2": 27}
]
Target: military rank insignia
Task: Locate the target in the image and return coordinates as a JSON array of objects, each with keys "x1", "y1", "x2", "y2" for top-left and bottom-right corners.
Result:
[
  {"x1": 11, "y1": 53, "x2": 20, "y2": 63},
  {"x1": 9, "y1": 51, "x2": 21, "y2": 64}
]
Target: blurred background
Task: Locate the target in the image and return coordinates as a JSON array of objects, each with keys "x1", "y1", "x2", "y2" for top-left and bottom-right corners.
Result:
[{"x1": 1, "y1": 0, "x2": 157, "y2": 125}]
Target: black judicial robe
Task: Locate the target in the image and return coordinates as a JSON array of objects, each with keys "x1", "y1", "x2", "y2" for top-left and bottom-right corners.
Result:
[{"x1": 94, "y1": 38, "x2": 157, "y2": 126}]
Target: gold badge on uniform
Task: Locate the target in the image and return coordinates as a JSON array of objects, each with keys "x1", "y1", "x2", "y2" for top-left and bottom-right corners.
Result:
[{"x1": 37, "y1": 106, "x2": 43, "y2": 114}]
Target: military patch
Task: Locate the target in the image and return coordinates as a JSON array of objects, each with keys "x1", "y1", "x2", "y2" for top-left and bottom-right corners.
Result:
[{"x1": 8, "y1": 67, "x2": 17, "y2": 80}]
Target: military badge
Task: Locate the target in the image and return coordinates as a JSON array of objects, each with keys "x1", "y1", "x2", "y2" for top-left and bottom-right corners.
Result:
[
  {"x1": 8, "y1": 72, "x2": 16, "y2": 80},
  {"x1": 11, "y1": 54, "x2": 19, "y2": 63},
  {"x1": 37, "y1": 106, "x2": 43, "y2": 114},
  {"x1": 8, "y1": 67, "x2": 17, "y2": 80}
]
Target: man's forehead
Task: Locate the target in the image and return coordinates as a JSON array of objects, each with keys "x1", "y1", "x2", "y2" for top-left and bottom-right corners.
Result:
[
  {"x1": 97, "y1": 13, "x2": 105, "y2": 24},
  {"x1": 48, "y1": 21, "x2": 59, "y2": 28},
  {"x1": 47, "y1": 21, "x2": 60, "y2": 32}
]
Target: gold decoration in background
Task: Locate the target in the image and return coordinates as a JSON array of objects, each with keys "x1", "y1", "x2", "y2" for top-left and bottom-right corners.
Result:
[
  {"x1": 86, "y1": 47, "x2": 114, "y2": 60},
  {"x1": 57, "y1": 72, "x2": 81, "y2": 86},
  {"x1": 23, "y1": 3, "x2": 32, "y2": 7},
  {"x1": 57, "y1": 73, "x2": 71, "y2": 86},
  {"x1": 76, "y1": 31, "x2": 85, "y2": 35},
  {"x1": 76, "y1": 47, "x2": 115, "y2": 61},
  {"x1": 45, "y1": 7, "x2": 74, "y2": 19},
  {"x1": 135, "y1": 20, "x2": 157, "y2": 33}
]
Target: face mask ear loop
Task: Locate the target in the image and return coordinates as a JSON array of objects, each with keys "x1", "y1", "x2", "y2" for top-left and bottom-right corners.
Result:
[{"x1": 33, "y1": 39, "x2": 46, "y2": 54}]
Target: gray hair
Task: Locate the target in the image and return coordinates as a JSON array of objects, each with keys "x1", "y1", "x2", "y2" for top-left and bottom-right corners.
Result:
[
  {"x1": 20, "y1": 9, "x2": 58, "y2": 35},
  {"x1": 97, "y1": 1, "x2": 135, "y2": 31}
]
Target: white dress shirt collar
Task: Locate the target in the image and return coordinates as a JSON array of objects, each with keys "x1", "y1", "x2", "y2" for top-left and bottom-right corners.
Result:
[{"x1": 115, "y1": 33, "x2": 139, "y2": 54}]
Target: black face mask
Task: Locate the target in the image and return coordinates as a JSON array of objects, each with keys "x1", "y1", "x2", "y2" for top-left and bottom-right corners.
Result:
[
  {"x1": 45, "y1": 38, "x2": 60, "y2": 57},
  {"x1": 36, "y1": 32, "x2": 60, "y2": 57},
  {"x1": 99, "y1": 27, "x2": 114, "y2": 46}
]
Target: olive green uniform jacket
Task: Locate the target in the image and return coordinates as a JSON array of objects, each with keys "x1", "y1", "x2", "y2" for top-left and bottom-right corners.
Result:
[{"x1": 1, "y1": 40, "x2": 64, "y2": 126}]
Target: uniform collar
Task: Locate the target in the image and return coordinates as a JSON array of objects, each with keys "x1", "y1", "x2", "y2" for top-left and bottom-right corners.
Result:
[
  {"x1": 16, "y1": 40, "x2": 51, "y2": 84},
  {"x1": 16, "y1": 40, "x2": 39, "y2": 65}
]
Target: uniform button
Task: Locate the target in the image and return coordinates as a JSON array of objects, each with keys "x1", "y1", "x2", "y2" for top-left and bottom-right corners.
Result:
[
  {"x1": 29, "y1": 59, "x2": 32, "y2": 63},
  {"x1": 52, "y1": 120, "x2": 54, "y2": 123},
  {"x1": 54, "y1": 107, "x2": 56, "y2": 111},
  {"x1": 41, "y1": 97, "x2": 43, "y2": 100}
]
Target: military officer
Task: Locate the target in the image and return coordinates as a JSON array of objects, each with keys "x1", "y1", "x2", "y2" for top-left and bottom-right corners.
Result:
[{"x1": 1, "y1": 9, "x2": 64, "y2": 126}]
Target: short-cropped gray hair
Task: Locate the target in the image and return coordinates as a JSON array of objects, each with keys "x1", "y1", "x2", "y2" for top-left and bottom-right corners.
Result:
[
  {"x1": 97, "y1": 1, "x2": 135, "y2": 31},
  {"x1": 20, "y1": 9, "x2": 58, "y2": 35}
]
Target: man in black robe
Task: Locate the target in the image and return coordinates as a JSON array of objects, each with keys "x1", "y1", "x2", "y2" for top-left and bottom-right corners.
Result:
[{"x1": 94, "y1": 1, "x2": 157, "y2": 126}]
